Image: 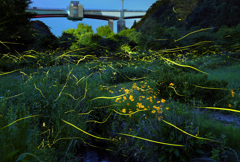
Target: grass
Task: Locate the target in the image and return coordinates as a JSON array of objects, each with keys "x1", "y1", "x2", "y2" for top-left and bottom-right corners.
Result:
[{"x1": 1, "y1": 50, "x2": 240, "y2": 161}]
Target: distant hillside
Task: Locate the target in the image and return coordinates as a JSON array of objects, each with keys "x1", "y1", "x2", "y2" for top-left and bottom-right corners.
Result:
[
  {"x1": 132, "y1": 0, "x2": 240, "y2": 34},
  {"x1": 30, "y1": 20, "x2": 55, "y2": 37},
  {"x1": 29, "y1": 20, "x2": 58, "y2": 51}
]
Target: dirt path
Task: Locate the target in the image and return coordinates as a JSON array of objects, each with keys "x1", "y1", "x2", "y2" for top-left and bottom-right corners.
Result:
[{"x1": 201, "y1": 110, "x2": 240, "y2": 128}]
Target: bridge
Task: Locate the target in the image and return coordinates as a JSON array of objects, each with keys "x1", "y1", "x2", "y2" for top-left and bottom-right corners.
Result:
[{"x1": 26, "y1": 1, "x2": 146, "y2": 33}]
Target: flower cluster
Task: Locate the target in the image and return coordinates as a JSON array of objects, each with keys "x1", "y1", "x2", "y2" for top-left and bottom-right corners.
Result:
[{"x1": 100, "y1": 81, "x2": 170, "y2": 121}]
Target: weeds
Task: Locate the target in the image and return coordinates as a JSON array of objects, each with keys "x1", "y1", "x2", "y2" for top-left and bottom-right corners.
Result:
[{"x1": 1, "y1": 29, "x2": 240, "y2": 162}]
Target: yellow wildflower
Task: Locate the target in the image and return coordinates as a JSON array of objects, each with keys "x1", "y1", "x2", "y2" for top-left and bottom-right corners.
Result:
[
  {"x1": 166, "y1": 107, "x2": 169, "y2": 110},
  {"x1": 136, "y1": 103, "x2": 140, "y2": 108},
  {"x1": 129, "y1": 95, "x2": 133, "y2": 100},
  {"x1": 157, "y1": 110, "x2": 162, "y2": 113},
  {"x1": 161, "y1": 99, "x2": 166, "y2": 103},
  {"x1": 231, "y1": 90, "x2": 235, "y2": 97},
  {"x1": 152, "y1": 110, "x2": 156, "y2": 113},
  {"x1": 169, "y1": 83, "x2": 174, "y2": 86},
  {"x1": 229, "y1": 104, "x2": 232, "y2": 108},
  {"x1": 122, "y1": 109, "x2": 126, "y2": 113},
  {"x1": 157, "y1": 101, "x2": 160, "y2": 103},
  {"x1": 125, "y1": 89, "x2": 130, "y2": 94},
  {"x1": 132, "y1": 83, "x2": 137, "y2": 87},
  {"x1": 127, "y1": 103, "x2": 130, "y2": 106},
  {"x1": 137, "y1": 102, "x2": 144, "y2": 108}
]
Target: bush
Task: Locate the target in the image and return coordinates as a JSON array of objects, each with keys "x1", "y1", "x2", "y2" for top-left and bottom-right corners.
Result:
[
  {"x1": 101, "y1": 66, "x2": 152, "y2": 85},
  {"x1": 62, "y1": 23, "x2": 94, "y2": 50},
  {"x1": 59, "y1": 33, "x2": 76, "y2": 50},
  {"x1": 147, "y1": 27, "x2": 182, "y2": 51},
  {"x1": 215, "y1": 24, "x2": 240, "y2": 51},
  {"x1": 113, "y1": 100, "x2": 214, "y2": 161},
  {"x1": 96, "y1": 25, "x2": 114, "y2": 38},
  {"x1": 116, "y1": 28, "x2": 144, "y2": 50},
  {"x1": 149, "y1": 64, "x2": 229, "y2": 106}
]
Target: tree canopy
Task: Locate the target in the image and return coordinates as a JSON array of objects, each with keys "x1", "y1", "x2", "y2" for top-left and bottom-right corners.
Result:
[
  {"x1": 62, "y1": 23, "x2": 94, "y2": 50},
  {"x1": 96, "y1": 25, "x2": 114, "y2": 38},
  {"x1": 0, "y1": 0, "x2": 36, "y2": 53}
]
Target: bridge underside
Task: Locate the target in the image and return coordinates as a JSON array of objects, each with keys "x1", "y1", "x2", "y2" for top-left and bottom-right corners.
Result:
[{"x1": 30, "y1": 14, "x2": 143, "y2": 21}]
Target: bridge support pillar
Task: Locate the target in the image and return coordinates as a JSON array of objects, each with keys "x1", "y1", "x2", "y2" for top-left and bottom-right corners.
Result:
[
  {"x1": 117, "y1": 18, "x2": 125, "y2": 33},
  {"x1": 108, "y1": 19, "x2": 113, "y2": 31}
]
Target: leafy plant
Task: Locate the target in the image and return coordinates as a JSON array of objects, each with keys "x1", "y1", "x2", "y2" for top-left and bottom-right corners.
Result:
[{"x1": 96, "y1": 25, "x2": 114, "y2": 38}]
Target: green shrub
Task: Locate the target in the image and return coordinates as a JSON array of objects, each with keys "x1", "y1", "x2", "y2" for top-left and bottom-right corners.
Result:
[
  {"x1": 113, "y1": 100, "x2": 216, "y2": 161},
  {"x1": 149, "y1": 64, "x2": 229, "y2": 106},
  {"x1": 147, "y1": 27, "x2": 183, "y2": 51},
  {"x1": 215, "y1": 24, "x2": 240, "y2": 51},
  {"x1": 101, "y1": 66, "x2": 151, "y2": 85},
  {"x1": 96, "y1": 25, "x2": 114, "y2": 38},
  {"x1": 59, "y1": 33, "x2": 76, "y2": 50}
]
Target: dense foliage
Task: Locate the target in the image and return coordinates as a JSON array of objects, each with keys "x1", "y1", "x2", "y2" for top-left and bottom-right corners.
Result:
[
  {"x1": 131, "y1": 0, "x2": 240, "y2": 53},
  {"x1": 29, "y1": 20, "x2": 59, "y2": 52},
  {"x1": 133, "y1": 0, "x2": 240, "y2": 31},
  {"x1": 0, "y1": 0, "x2": 36, "y2": 53},
  {"x1": 96, "y1": 25, "x2": 114, "y2": 38}
]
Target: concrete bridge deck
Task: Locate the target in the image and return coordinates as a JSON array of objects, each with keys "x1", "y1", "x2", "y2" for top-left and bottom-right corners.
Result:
[{"x1": 26, "y1": 9, "x2": 146, "y2": 20}]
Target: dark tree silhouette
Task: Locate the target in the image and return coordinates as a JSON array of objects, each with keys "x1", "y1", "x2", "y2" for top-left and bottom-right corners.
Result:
[{"x1": 0, "y1": 0, "x2": 36, "y2": 54}]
